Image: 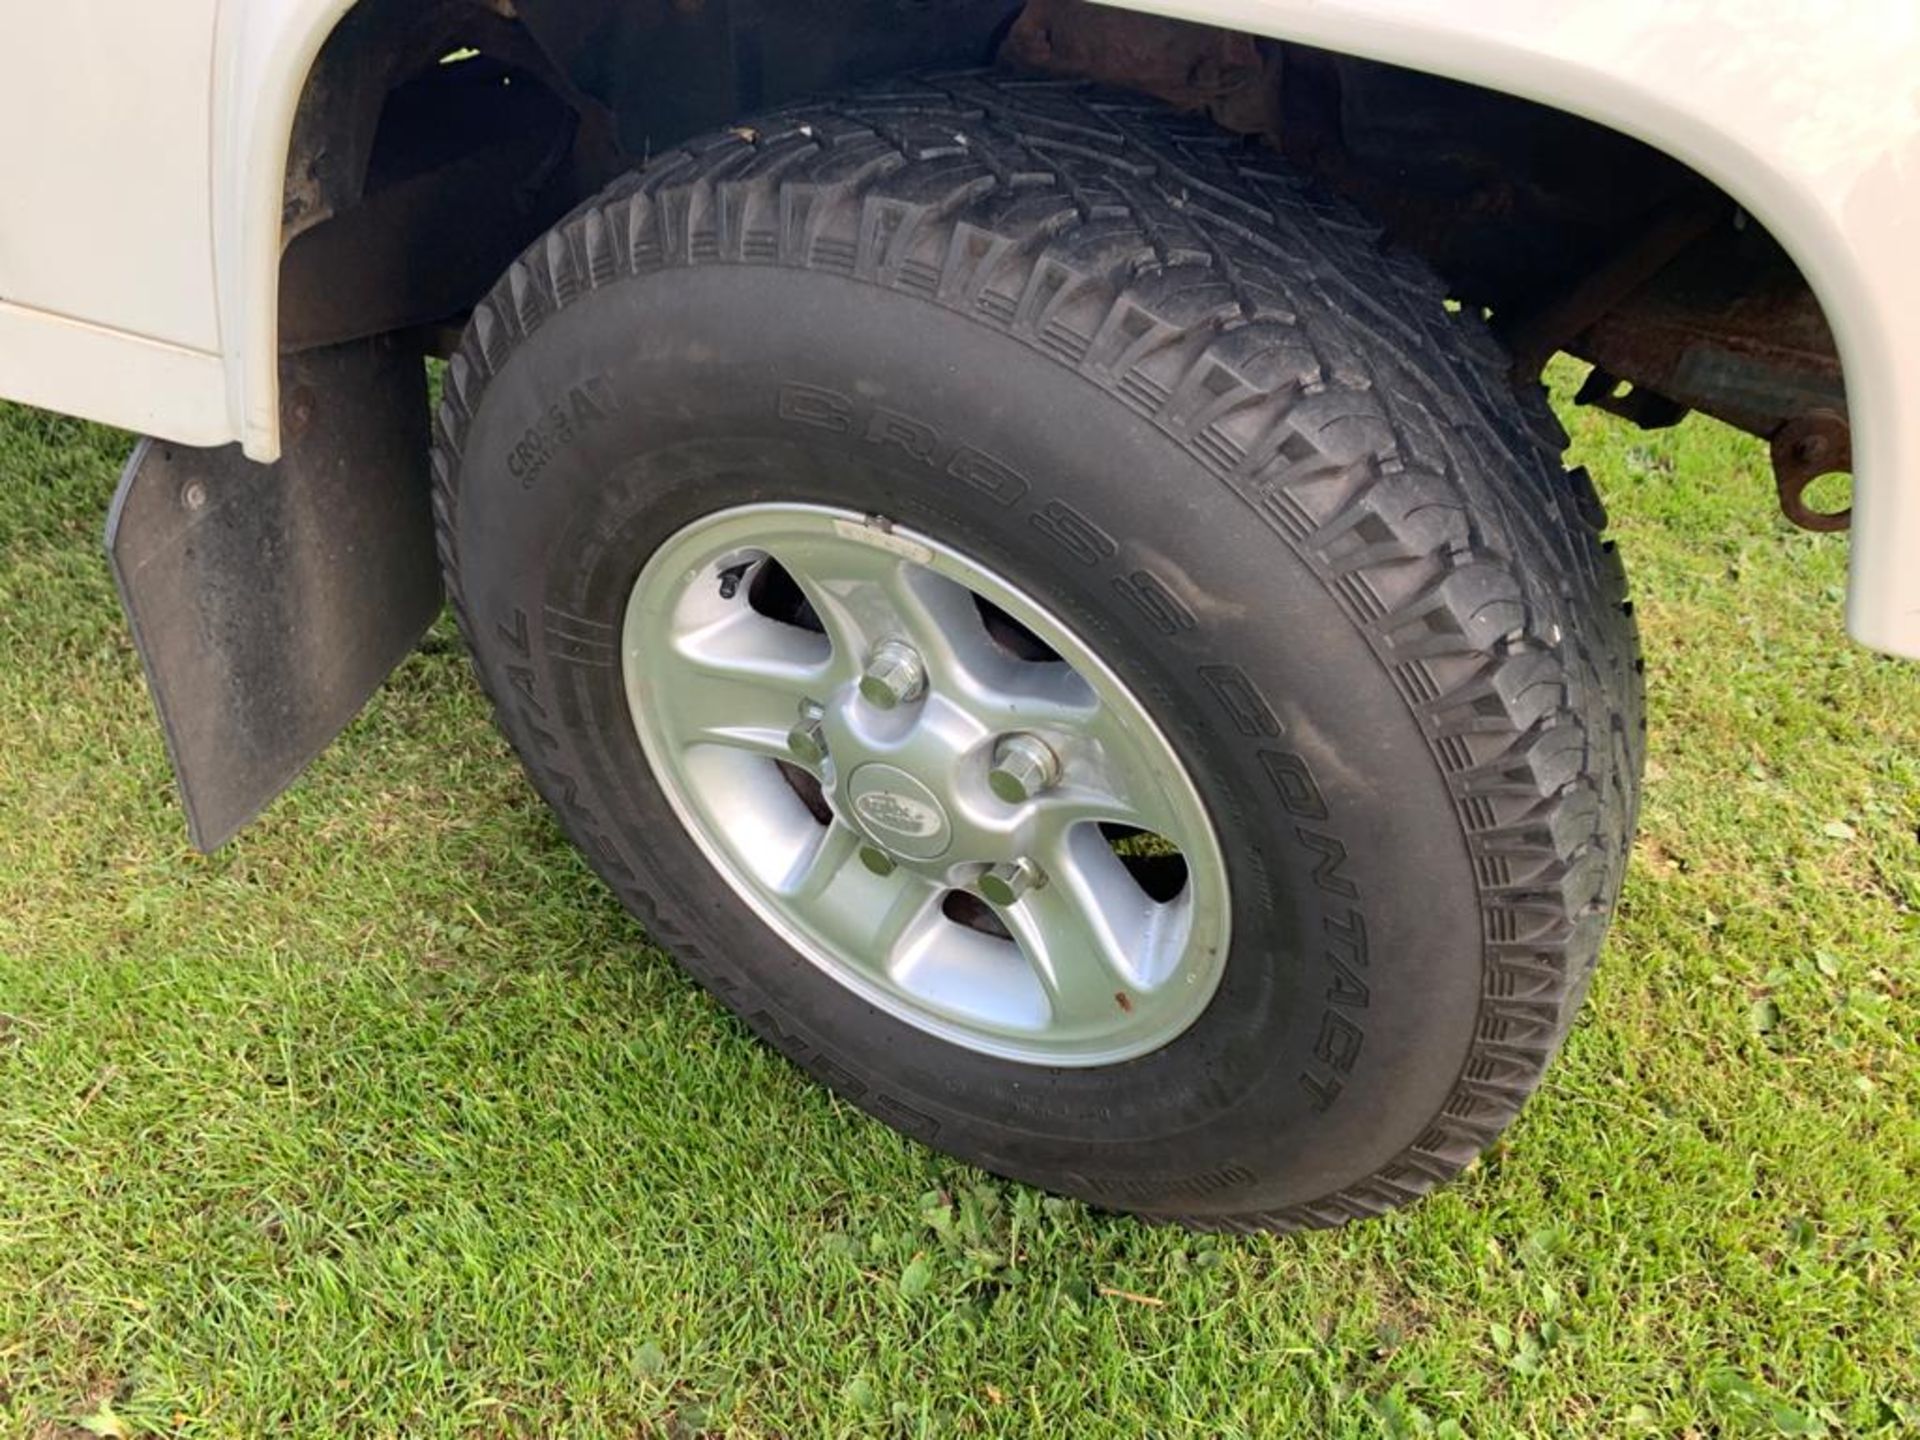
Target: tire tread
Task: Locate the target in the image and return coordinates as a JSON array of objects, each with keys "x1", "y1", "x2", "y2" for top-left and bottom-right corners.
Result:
[{"x1": 432, "y1": 71, "x2": 1644, "y2": 1233}]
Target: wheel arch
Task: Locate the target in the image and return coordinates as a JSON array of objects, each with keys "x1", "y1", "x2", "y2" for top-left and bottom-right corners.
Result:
[
  {"x1": 214, "y1": 0, "x2": 1920, "y2": 657},
  {"x1": 1089, "y1": 0, "x2": 1920, "y2": 660}
]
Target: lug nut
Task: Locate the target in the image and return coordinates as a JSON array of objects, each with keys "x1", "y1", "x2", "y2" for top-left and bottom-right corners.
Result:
[
  {"x1": 859, "y1": 640, "x2": 927, "y2": 710},
  {"x1": 859, "y1": 845, "x2": 898, "y2": 877},
  {"x1": 978, "y1": 857, "x2": 1045, "y2": 907},
  {"x1": 988, "y1": 733, "x2": 1061, "y2": 804},
  {"x1": 787, "y1": 700, "x2": 828, "y2": 766}
]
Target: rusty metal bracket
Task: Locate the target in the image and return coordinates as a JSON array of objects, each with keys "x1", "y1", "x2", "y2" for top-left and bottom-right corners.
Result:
[
  {"x1": 1573, "y1": 365, "x2": 1690, "y2": 429},
  {"x1": 1503, "y1": 198, "x2": 1724, "y2": 379},
  {"x1": 1770, "y1": 410, "x2": 1852, "y2": 532}
]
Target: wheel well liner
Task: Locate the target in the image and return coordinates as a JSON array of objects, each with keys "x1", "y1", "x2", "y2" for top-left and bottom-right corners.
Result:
[{"x1": 278, "y1": 0, "x2": 1844, "y2": 468}]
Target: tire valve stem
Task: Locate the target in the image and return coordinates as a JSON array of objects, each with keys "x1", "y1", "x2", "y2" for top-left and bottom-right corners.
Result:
[{"x1": 717, "y1": 562, "x2": 752, "y2": 600}]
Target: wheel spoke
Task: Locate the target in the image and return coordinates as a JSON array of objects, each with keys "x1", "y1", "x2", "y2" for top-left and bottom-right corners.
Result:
[
  {"x1": 1026, "y1": 781, "x2": 1186, "y2": 860},
  {"x1": 1069, "y1": 695, "x2": 1199, "y2": 834},
  {"x1": 778, "y1": 821, "x2": 862, "y2": 904},
  {"x1": 653, "y1": 608, "x2": 831, "y2": 754},
  {"x1": 887, "y1": 565, "x2": 1108, "y2": 732},
  {"x1": 762, "y1": 534, "x2": 908, "y2": 679},
  {"x1": 881, "y1": 563, "x2": 1002, "y2": 686},
  {"x1": 998, "y1": 878, "x2": 1144, "y2": 1034},
  {"x1": 690, "y1": 722, "x2": 806, "y2": 763},
  {"x1": 774, "y1": 533, "x2": 1098, "y2": 726},
  {"x1": 779, "y1": 825, "x2": 944, "y2": 975},
  {"x1": 867, "y1": 873, "x2": 946, "y2": 968}
]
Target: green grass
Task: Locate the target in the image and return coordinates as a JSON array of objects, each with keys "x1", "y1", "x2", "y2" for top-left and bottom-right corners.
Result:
[{"x1": 1, "y1": 367, "x2": 1916, "y2": 1440}]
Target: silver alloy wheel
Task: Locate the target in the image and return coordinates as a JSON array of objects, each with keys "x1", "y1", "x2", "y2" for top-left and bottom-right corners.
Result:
[{"x1": 620, "y1": 504, "x2": 1231, "y2": 1066}]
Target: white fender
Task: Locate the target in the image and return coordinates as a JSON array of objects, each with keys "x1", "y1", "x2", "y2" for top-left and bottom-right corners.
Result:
[
  {"x1": 3, "y1": 0, "x2": 1913, "y2": 655},
  {"x1": 1107, "y1": 1, "x2": 1920, "y2": 657}
]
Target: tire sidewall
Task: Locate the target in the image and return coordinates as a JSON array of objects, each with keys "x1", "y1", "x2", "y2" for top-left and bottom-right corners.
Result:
[{"x1": 451, "y1": 263, "x2": 1484, "y2": 1215}]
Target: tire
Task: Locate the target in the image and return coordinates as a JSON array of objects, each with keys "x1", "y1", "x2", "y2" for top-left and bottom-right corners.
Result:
[{"x1": 431, "y1": 72, "x2": 1644, "y2": 1231}]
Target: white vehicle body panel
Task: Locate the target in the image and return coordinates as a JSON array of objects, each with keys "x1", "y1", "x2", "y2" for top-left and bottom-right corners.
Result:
[
  {"x1": 0, "y1": 0, "x2": 1915, "y2": 656},
  {"x1": 1114, "y1": 0, "x2": 1920, "y2": 660},
  {"x1": 0, "y1": 1, "x2": 223, "y2": 349},
  {"x1": 0, "y1": 0, "x2": 232, "y2": 444}
]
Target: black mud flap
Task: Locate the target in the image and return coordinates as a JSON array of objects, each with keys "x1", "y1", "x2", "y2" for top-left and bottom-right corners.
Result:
[{"x1": 106, "y1": 339, "x2": 442, "y2": 851}]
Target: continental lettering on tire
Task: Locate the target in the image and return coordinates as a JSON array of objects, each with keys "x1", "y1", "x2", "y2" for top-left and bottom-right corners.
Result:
[
  {"x1": 777, "y1": 382, "x2": 853, "y2": 434},
  {"x1": 777, "y1": 382, "x2": 1029, "y2": 507},
  {"x1": 1296, "y1": 828, "x2": 1359, "y2": 900},
  {"x1": 1198, "y1": 656, "x2": 1375, "y2": 1113},
  {"x1": 1302, "y1": 1009, "x2": 1366, "y2": 1113},
  {"x1": 1199, "y1": 664, "x2": 1281, "y2": 738},
  {"x1": 498, "y1": 606, "x2": 533, "y2": 660},
  {"x1": 506, "y1": 376, "x2": 620, "y2": 488},
  {"x1": 1260, "y1": 740, "x2": 1373, "y2": 1112},
  {"x1": 498, "y1": 602, "x2": 637, "y2": 883},
  {"x1": 1112, "y1": 569, "x2": 1197, "y2": 638},
  {"x1": 507, "y1": 666, "x2": 547, "y2": 718},
  {"x1": 1029, "y1": 499, "x2": 1117, "y2": 567},
  {"x1": 1258, "y1": 750, "x2": 1328, "y2": 820},
  {"x1": 865, "y1": 407, "x2": 940, "y2": 467},
  {"x1": 1321, "y1": 908, "x2": 1370, "y2": 1009}
]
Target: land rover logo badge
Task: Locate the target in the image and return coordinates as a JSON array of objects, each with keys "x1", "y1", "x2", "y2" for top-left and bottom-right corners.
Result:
[{"x1": 845, "y1": 764, "x2": 952, "y2": 859}]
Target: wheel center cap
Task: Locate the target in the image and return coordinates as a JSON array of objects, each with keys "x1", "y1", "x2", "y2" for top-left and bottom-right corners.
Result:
[{"x1": 845, "y1": 763, "x2": 952, "y2": 860}]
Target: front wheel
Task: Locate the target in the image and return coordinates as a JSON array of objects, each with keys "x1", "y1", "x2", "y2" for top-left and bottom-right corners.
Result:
[{"x1": 432, "y1": 74, "x2": 1643, "y2": 1231}]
